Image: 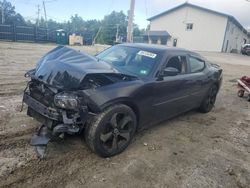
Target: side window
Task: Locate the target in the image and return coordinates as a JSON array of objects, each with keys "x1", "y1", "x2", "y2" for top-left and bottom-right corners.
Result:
[
  {"x1": 188, "y1": 56, "x2": 205, "y2": 73},
  {"x1": 166, "y1": 55, "x2": 188, "y2": 74}
]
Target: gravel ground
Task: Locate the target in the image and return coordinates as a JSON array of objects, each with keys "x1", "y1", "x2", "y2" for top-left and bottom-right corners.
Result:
[{"x1": 0, "y1": 41, "x2": 249, "y2": 188}]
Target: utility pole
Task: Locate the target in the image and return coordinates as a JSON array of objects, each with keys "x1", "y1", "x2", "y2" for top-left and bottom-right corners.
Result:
[
  {"x1": 92, "y1": 27, "x2": 102, "y2": 45},
  {"x1": 115, "y1": 24, "x2": 119, "y2": 43},
  {"x1": 37, "y1": 5, "x2": 41, "y2": 27},
  {"x1": 127, "y1": 0, "x2": 135, "y2": 43},
  {"x1": 43, "y1": 1, "x2": 48, "y2": 28},
  {"x1": 1, "y1": 4, "x2": 4, "y2": 24}
]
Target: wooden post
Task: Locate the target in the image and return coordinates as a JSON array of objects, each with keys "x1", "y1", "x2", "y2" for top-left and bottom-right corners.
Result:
[
  {"x1": 34, "y1": 26, "x2": 37, "y2": 42},
  {"x1": 127, "y1": 0, "x2": 135, "y2": 43},
  {"x1": 12, "y1": 24, "x2": 16, "y2": 42}
]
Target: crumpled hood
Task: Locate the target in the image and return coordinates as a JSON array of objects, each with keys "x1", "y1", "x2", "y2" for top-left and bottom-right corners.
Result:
[{"x1": 34, "y1": 46, "x2": 119, "y2": 90}]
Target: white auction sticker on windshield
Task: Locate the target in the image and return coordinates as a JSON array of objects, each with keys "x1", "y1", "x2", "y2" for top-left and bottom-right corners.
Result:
[{"x1": 137, "y1": 51, "x2": 157, "y2": 58}]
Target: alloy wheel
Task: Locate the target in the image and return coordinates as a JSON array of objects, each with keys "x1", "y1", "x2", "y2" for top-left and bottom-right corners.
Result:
[{"x1": 99, "y1": 113, "x2": 133, "y2": 152}]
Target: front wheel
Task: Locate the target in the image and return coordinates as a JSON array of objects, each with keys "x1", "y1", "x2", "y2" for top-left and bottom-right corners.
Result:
[
  {"x1": 247, "y1": 94, "x2": 250, "y2": 102},
  {"x1": 84, "y1": 104, "x2": 137, "y2": 157},
  {"x1": 199, "y1": 85, "x2": 218, "y2": 113},
  {"x1": 238, "y1": 90, "x2": 244, "y2": 97}
]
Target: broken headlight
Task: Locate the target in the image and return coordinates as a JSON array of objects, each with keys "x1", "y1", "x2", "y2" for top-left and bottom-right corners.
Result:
[{"x1": 54, "y1": 92, "x2": 78, "y2": 110}]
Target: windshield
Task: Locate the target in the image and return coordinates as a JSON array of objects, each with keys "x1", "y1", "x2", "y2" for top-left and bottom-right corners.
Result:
[{"x1": 96, "y1": 45, "x2": 160, "y2": 77}]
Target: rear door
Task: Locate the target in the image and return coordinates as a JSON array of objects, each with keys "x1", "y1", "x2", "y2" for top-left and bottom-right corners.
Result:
[{"x1": 186, "y1": 54, "x2": 210, "y2": 107}]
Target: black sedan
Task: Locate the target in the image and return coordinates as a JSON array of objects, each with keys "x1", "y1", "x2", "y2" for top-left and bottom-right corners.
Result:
[{"x1": 23, "y1": 43, "x2": 222, "y2": 158}]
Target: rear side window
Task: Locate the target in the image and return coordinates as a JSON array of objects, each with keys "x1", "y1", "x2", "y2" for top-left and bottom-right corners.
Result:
[{"x1": 188, "y1": 56, "x2": 205, "y2": 73}]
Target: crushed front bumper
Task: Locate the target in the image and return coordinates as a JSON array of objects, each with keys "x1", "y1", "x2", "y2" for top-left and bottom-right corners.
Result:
[
  {"x1": 23, "y1": 92, "x2": 60, "y2": 121},
  {"x1": 23, "y1": 92, "x2": 92, "y2": 158},
  {"x1": 23, "y1": 92, "x2": 91, "y2": 125}
]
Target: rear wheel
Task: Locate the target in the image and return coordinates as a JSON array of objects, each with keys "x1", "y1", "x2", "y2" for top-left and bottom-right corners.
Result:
[
  {"x1": 199, "y1": 85, "x2": 218, "y2": 113},
  {"x1": 238, "y1": 90, "x2": 244, "y2": 97},
  {"x1": 247, "y1": 94, "x2": 250, "y2": 102},
  {"x1": 84, "y1": 104, "x2": 137, "y2": 157}
]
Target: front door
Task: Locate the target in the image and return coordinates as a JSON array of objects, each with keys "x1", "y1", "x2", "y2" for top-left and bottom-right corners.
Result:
[{"x1": 152, "y1": 55, "x2": 193, "y2": 122}]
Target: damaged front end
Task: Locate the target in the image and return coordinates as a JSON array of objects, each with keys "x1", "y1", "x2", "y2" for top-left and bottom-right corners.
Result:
[
  {"x1": 21, "y1": 46, "x2": 103, "y2": 158},
  {"x1": 22, "y1": 46, "x2": 135, "y2": 158},
  {"x1": 23, "y1": 78, "x2": 92, "y2": 158}
]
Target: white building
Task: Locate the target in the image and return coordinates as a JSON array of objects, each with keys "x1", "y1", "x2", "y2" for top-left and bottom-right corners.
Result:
[{"x1": 147, "y1": 3, "x2": 250, "y2": 52}]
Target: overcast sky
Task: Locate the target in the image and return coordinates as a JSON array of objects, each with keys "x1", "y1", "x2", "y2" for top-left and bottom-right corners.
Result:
[{"x1": 9, "y1": 0, "x2": 250, "y2": 29}]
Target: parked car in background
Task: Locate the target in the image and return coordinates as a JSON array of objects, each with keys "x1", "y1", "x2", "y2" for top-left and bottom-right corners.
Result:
[
  {"x1": 23, "y1": 44, "x2": 223, "y2": 158},
  {"x1": 241, "y1": 44, "x2": 250, "y2": 55}
]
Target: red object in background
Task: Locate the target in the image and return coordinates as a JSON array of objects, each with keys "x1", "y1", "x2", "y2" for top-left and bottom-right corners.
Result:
[
  {"x1": 237, "y1": 76, "x2": 250, "y2": 101},
  {"x1": 240, "y1": 76, "x2": 250, "y2": 85}
]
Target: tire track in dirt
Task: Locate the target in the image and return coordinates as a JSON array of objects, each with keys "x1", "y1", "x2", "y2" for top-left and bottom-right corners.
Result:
[
  {"x1": 0, "y1": 139, "x2": 102, "y2": 188},
  {"x1": 0, "y1": 128, "x2": 35, "y2": 151}
]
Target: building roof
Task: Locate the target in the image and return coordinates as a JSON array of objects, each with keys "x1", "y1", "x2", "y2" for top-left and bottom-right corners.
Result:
[
  {"x1": 147, "y1": 3, "x2": 250, "y2": 37},
  {"x1": 142, "y1": 30, "x2": 170, "y2": 37}
]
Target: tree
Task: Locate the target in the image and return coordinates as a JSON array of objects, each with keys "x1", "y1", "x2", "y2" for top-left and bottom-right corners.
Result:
[
  {"x1": 0, "y1": 0, "x2": 25, "y2": 25},
  {"x1": 97, "y1": 11, "x2": 128, "y2": 44},
  {"x1": 133, "y1": 24, "x2": 143, "y2": 36},
  {"x1": 69, "y1": 14, "x2": 86, "y2": 33},
  {"x1": 0, "y1": 0, "x2": 145, "y2": 45}
]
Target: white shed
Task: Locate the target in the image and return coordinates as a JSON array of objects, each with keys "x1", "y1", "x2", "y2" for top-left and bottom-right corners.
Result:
[{"x1": 148, "y1": 3, "x2": 250, "y2": 52}]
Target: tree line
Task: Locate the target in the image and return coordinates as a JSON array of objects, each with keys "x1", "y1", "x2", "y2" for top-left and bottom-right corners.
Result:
[{"x1": 0, "y1": 0, "x2": 144, "y2": 44}]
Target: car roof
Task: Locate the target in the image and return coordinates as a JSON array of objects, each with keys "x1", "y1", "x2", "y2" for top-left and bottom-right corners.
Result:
[
  {"x1": 118, "y1": 43, "x2": 189, "y2": 52},
  {"x1": 117, "y1": 43, "x2": 200, "y2": 57}
]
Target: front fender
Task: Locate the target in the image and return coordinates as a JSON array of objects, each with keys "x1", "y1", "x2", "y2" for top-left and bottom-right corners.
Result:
[{"x1": 80, "y1": 80, "x2": 143, "y2": 112}]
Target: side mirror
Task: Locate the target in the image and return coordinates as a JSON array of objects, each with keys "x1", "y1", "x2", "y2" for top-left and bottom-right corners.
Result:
[{"x1": 162, "y1": 67, "x2": 179, "y2": 76}]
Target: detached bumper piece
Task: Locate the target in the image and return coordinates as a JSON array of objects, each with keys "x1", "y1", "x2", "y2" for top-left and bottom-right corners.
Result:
[
  {"x1": 23, "y1": 92, "x2": 90, "y2": 158},
  {"x1": 23, "y1": 93, "x2": 80, "y2": 159},
  {"x1": 30, "y1": 123, "x2": 80, "y2": 159},
  {"x1": 30, "y1": 125, "x2": 51, "y2": 159}
]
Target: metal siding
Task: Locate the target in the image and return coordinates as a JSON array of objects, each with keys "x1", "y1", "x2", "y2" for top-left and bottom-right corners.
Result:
[{"x1": 150, "y1": 6, "x2": 229, "y2": 52}]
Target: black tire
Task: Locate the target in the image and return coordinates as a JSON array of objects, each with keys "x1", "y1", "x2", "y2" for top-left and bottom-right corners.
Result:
[
  {"x1": 247, "y1": 94, "x2": 250, "y2": 102},
  {"x1": 238, "y1": 90, "x2": 244, "y2": 97},
  {"x1": 84, "y1": 104, "x2": 137, "y2": 157},
  {"x1": 199, "y1": 85, "x2": 218, "y2": 113}
]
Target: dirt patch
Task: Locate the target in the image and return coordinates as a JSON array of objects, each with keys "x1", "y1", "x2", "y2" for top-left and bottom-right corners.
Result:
[{"x1": 0, "y1": 42, "x2": 249, "y2": 188}]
